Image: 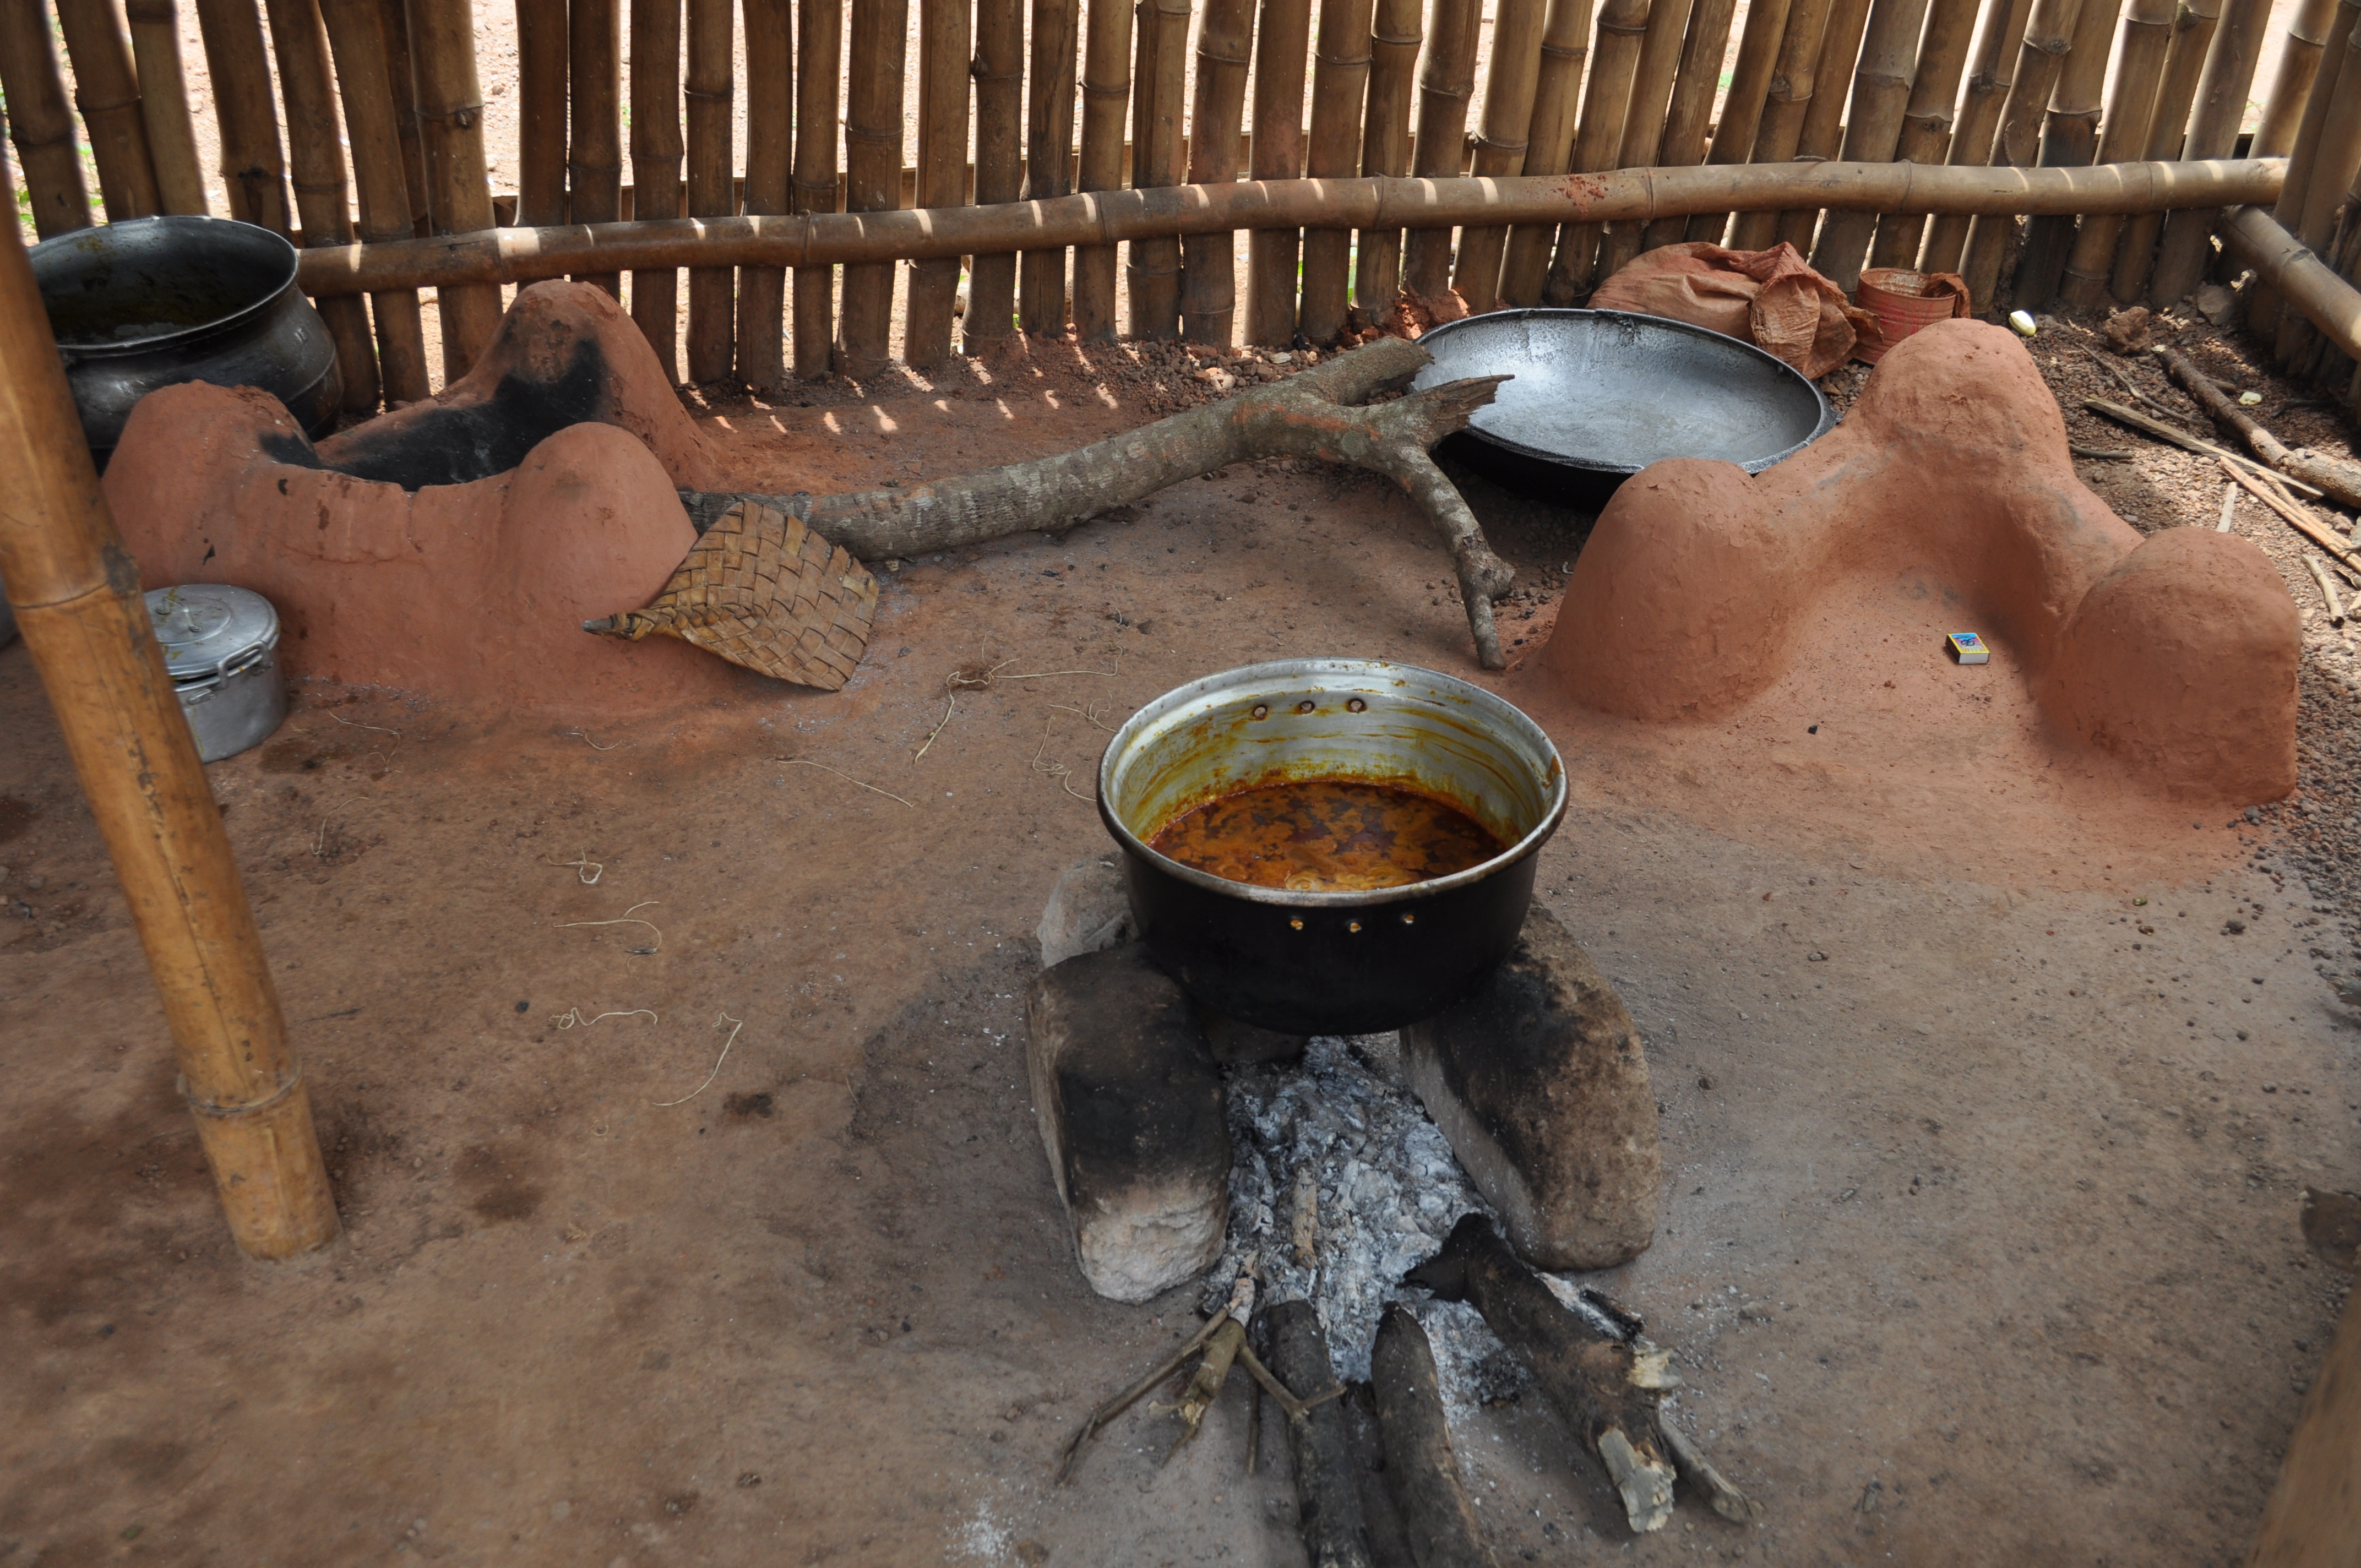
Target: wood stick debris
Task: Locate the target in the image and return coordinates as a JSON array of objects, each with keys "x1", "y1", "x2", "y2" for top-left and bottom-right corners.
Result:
[
  {"x1": 2087, "y1": 397, "x2": 2328, "y2": 499},
  {"x1": 2304, "y1": 554, "x2": 2347, "y2": 625},
  {"x1": 2220, "y1": 459, "x2": 2361, "y2": 576},
  {"x1": 2155, "y1": 344, "x2": 2361, "y2": 508}
]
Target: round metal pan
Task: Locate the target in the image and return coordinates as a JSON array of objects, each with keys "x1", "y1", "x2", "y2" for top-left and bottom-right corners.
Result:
[{"x1": 1408, "y1": 308, "x2": 1838, "y2": 508}]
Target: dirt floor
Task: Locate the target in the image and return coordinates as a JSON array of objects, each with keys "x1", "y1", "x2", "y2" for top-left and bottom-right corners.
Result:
[{"x1": 5, "y1": 311, "x2": 2361, "y2": 1568}]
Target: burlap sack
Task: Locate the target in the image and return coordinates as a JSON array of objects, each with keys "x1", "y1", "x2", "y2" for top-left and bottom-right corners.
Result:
[{"x1": 1590, "y1": 241, "x2": 1883, "y2": 379}]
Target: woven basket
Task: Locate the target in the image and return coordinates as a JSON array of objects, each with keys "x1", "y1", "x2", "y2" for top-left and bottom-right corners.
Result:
[{"x1": 1856, "y1": 268, "x2": 1973, "y2": 363}]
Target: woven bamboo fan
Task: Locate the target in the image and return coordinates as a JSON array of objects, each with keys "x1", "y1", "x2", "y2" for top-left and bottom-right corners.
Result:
[{"x1": 585, "y1": 501, "x2": 878, "y2": 690}]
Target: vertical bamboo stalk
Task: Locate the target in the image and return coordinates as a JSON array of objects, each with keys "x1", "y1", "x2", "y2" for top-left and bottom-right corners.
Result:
[
  {"x1": 629, "y1": 0, "x2": 682, "y2": 374},
  {"x1": 1593, "y1": 0, "x2": 1697, "y2": 277},
  {"x1": 1452, "y1": 0, "x2": 1549, "y2": 304},
  {"x1": 1399, "y1": 0, "x2": 1479, "y2": 298},
  {"x1": 684, "y1": 0, "x2": 736, "y2": 377},
  {"x1": 264, "y1": 0, "x2": 380, "y2": 413},
  {"x1": 737, "y1": 0, "x2": 793, "y2": 384},
  {"x1": 1724, "y1": 0, "x2": 1835, "y2": 249},
  {"x1": 2254, "y1": 0, "x2": 2338, "y2": 157},
  {"x1": 839, "y1": 0, "x2": 907, "y2": 370},
  {"x1": 1543, "y1": 0, "x2": 1650, "y2": 293},
  {"x1": 1916, "y1": 0, "x2": 2037, "y2": 269},
  {"x1": 2276, "y1": 15, "x2": 2361, "y2": 364},
  {"x1": 1636, "y1": 0, "x2": 1739, "y2": 252},
  {"x1": 570, "y1": 0, "x2": 623, "y2": 296},
  {"x1": 56, "y1": 0, "x2": 162, "y2": 219},
  {"x1": 123, "y1": 0, "x2": 209, "y2": 214},
  {"x1": 2253, "y1": 0, "x2": 2358, "y2": 338},
  {"x1": 792, "y1": 0, "x2": 842, "y2": 374},
  {"x1": 406, "y1": 0, "x2": 504, "y2": 377},
  {"x1": 1181, "y1": 0, "x2": 1253, "y2": 341},
  {"x1": 378, "y1": 0, "x2": 431, "y2": 236},
  {"x1": 193, "y1": 0, "x2": 293, "y2": 232},
  {"x1": 1022, "y1": 0, "x2": 1080, "y2": 334},
  {"x1": 515, "y1": 0, "x2": 567, "y2": 225},
  {"x1": 1124, "y1": 0, "x2": 1189, "y2": 335},
  {"x1": 1807, "y1": 0, "x2": 1933, "y2": 287},
  {"x1": 1499, "y1": 0, "x2": 1589, "y2": 298},
  {"x1": 1244, "y1": 0, "x2": 1313, "y2": 342},
  {"x1": 320, "y1": 0, "x2": 428, "y2": 402},
  {"x1": 2102, "y1": 0, "x2": 2218, "y2": 301},
  {"x1": 1769, "y1": 0, "x2": 1872, "y2": 252},
  {"x1": 2147, "y1": 0, "x2": 2268, "y2": 307},
  {"x1": 0, "y1": 222, "x2": 340, "y2": 1263},
  {"x1": 1351, "y1": 0, "x2": 1419, "y2": 312},
  {"x1": 1071, "y1": 0, "x2": 1131, "y2": 341},
  {"x1": 0, "y1": 0, "x2": 94, "y2": 237},
  {"x1": 1956, "y1": 0, "x2": 2090, "y2": 311},
  {"x1": 1298, "y1": 0, "x2": 1375, "y2": 337},
  {"x1": 1863, "y1": 0, "x2": 1981, "y2": 267},
  {"x1": 2006, "y1": 0, "x2": 2120, "y2": 308},
  {"x1": 2056, "y1": 0, "x2": 2170, "y2": 308},
  {"x1": 969, "y1": 0, "x2": 1024, "y2": 347},
  {"x1": 1683, "y1": 0, "x2": 1789, "y2": 243}
]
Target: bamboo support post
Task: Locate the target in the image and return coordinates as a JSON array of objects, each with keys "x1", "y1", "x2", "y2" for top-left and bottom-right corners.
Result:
[
  {"x1": 1122, "y1": 0, "x2": 1188, "y2": 339},
  {"x1": 1956, "y1": 0, "x2": 2090, "y2": 314},
  {"x1": 570, "y1": 0, "x2": 623, "y2": 297},
  {"x1": 2255, "y1": 0, "x2": 2338, "y2": 157},
  {"x1": 1244, "y1": 0, "x2": 1312, "y2": 343},
  {"x1": 1071, "y1": 0, "x2": 1133, "y2": 341},
  {"x1": 1181, "y1": 0, "x2": 1253, "y2": 341},
  {"x1": 0, "y1": 222, "x2": 341, "y2": 1264},
  {"x1": 1499, "y1": 0, "x2": 1590, "y2": 298},
  {"x1": 1022, "y1": 0, "x2": 1081, "y2": 334},
  {"x1": 56, "y1": 0, "x2": 163, "y2": 220},
  {"x1": 515, "y1": 0, "x2": 567, "y2": 225},
  {"x1": 2007, "y1": 0, "x2": 2120, "y2": 308},
  {"x1": 1808, "y1": 0, "x2": 1934, "y2": 288},
  {"x1": 2249, "y1": 0, "x2": 2356, "y2": 340},
  {"x1": 1351, "y1": 0, "x2": 1421, "y2": 313},
  {"x1": 378, "y1": 0, "x2": 431, "y2": 236},
  {"x1": 1684, "y1": 0, "x2": 1789, "y2": 244},
  {"x1": 1595, "y1": 0, "x2": 1697, "y2": 277},
  {"x1": 193, "y1": 0, "x2": 293, "y2": 232},
  {"x1": 2273, "y1": 9, "x2": 2361, "y2": 367},
  {"x1": 1636, "y1": 0, "x2": 1739, "y2": 253},
  {"x1": 793, "y1": 0, "x2": 843, "y2": 374},
  {"x1": 1400, "y1": 0, "x2": 1481, "y2": 299},
  {"x1": 840, "y1": 0, "x2": 909, "y2": 369},
  {"x1": 629, "y1": 0, "x2": 682, "y2": 373},
  {"x1": 1864, "y1": 0, "x2": 1981, "y2": 266},
  {"x1": 123, "y1": 0, "x2": 209, "y2": 214},
  {"x1": 1917, "y1": 0, "x2": 2036, "y2": 270},
  {"x1": 1299, "y1": 0, "x2": 1377, "y2": 339},
  {"x1": 0, "y1": 0, "x2": 94, "y2": 237},
  {"x1": 264, "y1": 0, "x2": 381, "y2": 413},
  {"x1": 1770, "y1": 0, "x2": 1874, "y2": 252},
  {"x1": 1451, "y1": 0, "x2": 1549, "y2": 306},
  {"x1": 2147, "y1": 0, "x2": 2269, "y2": 307},
  {"x1": 406, "y1": 0, "x2": 505, "y2": 377},
  {"x1": 1724, "y1": 0, "x2": 1835, "y2": 250},
  {"x1": 684, "y1": 0, "x2": 735, "y2": 376},
  {"x1": 319, "y1": 0, "x2": 430, "y2": 402},
  {"x1": 738, "y1": 0, "x2": 793, "y2": 384},
  {"x1": 2057, "y1": 0, "x2": 2170, "y2": 308},
  {"x1": 970, "y1": 0, "x2": 1024, "y2": 345},
  {"x1": 2102, "y1": 0, "x2": 2218, "y2": 303}
]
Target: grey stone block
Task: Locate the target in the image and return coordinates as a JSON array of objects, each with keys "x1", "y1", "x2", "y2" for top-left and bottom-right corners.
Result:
[{"x1": 1037, "y1": 854, "x2": 1135, "y2": 968}]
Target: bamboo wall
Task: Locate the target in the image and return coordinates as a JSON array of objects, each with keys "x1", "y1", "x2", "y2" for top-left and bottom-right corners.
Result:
[{"x1": 0, "y1": 0, "x2": 2352, "y2": 406}]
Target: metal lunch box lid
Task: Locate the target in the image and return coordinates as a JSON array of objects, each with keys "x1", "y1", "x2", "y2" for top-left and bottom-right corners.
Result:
[{"x1": 145, "y1": 584, "x2": 280, "y2": 684}]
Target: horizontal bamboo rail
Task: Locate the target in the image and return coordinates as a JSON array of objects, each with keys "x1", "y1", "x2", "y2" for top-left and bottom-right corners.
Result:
[{"x1": 292, "y1": 158, "x2": 2284, "y2": 296}]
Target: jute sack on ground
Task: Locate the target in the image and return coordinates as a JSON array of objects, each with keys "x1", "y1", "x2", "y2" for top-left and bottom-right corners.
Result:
[{"x1": 1590, "y1": 241, "x2": 1883, "y2": 379}]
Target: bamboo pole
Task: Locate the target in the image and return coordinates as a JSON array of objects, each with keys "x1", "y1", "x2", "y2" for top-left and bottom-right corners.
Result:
[
  {"x1": 570, "y1": 0, "x2": 623, "y2": 297},
  {"x1": 293, "y1": 157, "x2": 2291, "y2": 292},
  {"x1": 1770, "y1": 0, "x2": 1874, "y2": 252},
  {"x1": 0, "y1": 0, "x2": 94, "y2": 237},
  {"x1": 1805, "y1": 0, "x2": 1932, "y2": 286},
  {"x1": 378, "y1": 0, "x2": 431, "y2": 236},
  {"x1": 2007, "y1": 0, "x2": 2120, "y2": 308},
  {"x1": 629, "y1": 0, "x2": 682, "y2": 374},
  {"x1": 56, "y1": 0, "x2": 162, "y2": 220},
  {"x1": 1450, "y1": 0, "x2": 1549, "y2": 305},
  {"x1": 684, "y1": 0, "x2": 735, "y2": 377},
  {"x1": 193, "y1": 0, "x2": 293, "y2": 232},
  {"x1": 2102, "y1": 0, "x2": 2218, "y2": 302},
  {"x1": 1725, "y1": 0, "x2": 1836, "y2": 249},
  {"x1": 1299, "y1": 0, "x2": 1376, "y2": 339},
  {"x1": 1595, "y1": 0, "x2": 1698, "y2": 277},
  {"x1": 319, "y1": 0, "x2": 429, "y2": 402},
  {"x1": 1123, "y1": 0, "x2": 1190, "y2": 339},
  {"x1": 1244, "y1": 0, "x2": 1313, "y2": 342},
  {"x1": 2274, "y1": 13, "x2": 2361, "y2": 366},
  {"x1": 840, "y1": 0, "x2": 909, "y2": 369},
  {"x1": 793, "y1": 0, "x2": 842, "y2": 374},
  {"x1": 2218, "y1": 204, "x2": 2361, "y2": 363},
  {"x1": 1400, "y1": 0, "x2": 1480, "y2": 298},
  {"x1": 515, "y1": 0, "x2": 567, "y2": 225},
  {"x1": 1351, "y1": 0, "x2": 1420, "y2": 312},
  {"x1": 738, "y1": 0, "x2": 793, "y2": 384},
  {"x1": 1684, "y1": 0, "x2": 1789, "y2": 243},
  {"x1": 1022, "y1": 0, "x2": 1080, "y2": 334},
  {"x1": 0, "y1": 222, "x2": 340, "y2": 1263},
  {"x1": 1958, "y1": 0, "x2": 2092, "y2": 312},
  {"x1": 969, "y1": 0, "x2": 1025, "y2": 346},
  {"x1": 1499, "y1": 0, "x2": 1590, "y2": 297},
  {"x1": 1071, "y1": 0, "x2": 1133, "y2": 341},
  {"x1": 1917, "y1": 0, "x2": 2037, "y2": 269},
  {"x1": 2250, "y1": 0, "x2": 2355, "y2": 340},
  {"x1": 264, "y1": 0, "x2": 380, "y2": 413},
  {"x1": 406, "y1": 0, "x2": 505, "y2": 377},
  {"x1": 2147, "y1": 0, "x2": 2269, "y2": 307},
  {"x1": 123, "y1": 0, "x2": 209, "y2": 214},
  {"x1": 2255, "y1": 0, "x2": 2338, "y2": 157},
  {"x1": 1863, "y1": 0, "x2": 1981, "y2": 266},
  {"x1": 1637, "y1": 0, "x2": 1739, "y2": 252},
  {"x1": 1181, "y1": 0, "x2": 1253, "y2": 341},
  {"x1": 2057, "y1": 0, "x2": 2170, "y2": 308}
]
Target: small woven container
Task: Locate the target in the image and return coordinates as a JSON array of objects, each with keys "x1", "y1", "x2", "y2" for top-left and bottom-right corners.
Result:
[{"x1": 1856, "y1": 268, "x2": 1973, "y2": 363}]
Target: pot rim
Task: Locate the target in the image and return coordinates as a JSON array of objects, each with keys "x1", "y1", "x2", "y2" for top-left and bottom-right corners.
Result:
[
  {"x1": 31, "y1": 215, "x2": 301, "y2": 360},
  {"x1": 1096, "y1": 657, "x2": 1568, "y2": 909}
]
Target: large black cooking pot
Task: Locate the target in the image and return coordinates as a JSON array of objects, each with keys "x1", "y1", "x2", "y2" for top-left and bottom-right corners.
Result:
[
  {"x1": 1098, "y1": 659, "x2": 1567, "y2": 1036},
  {"x1": 30, "y1": 215, "x2": 342, "y2": 469}
]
